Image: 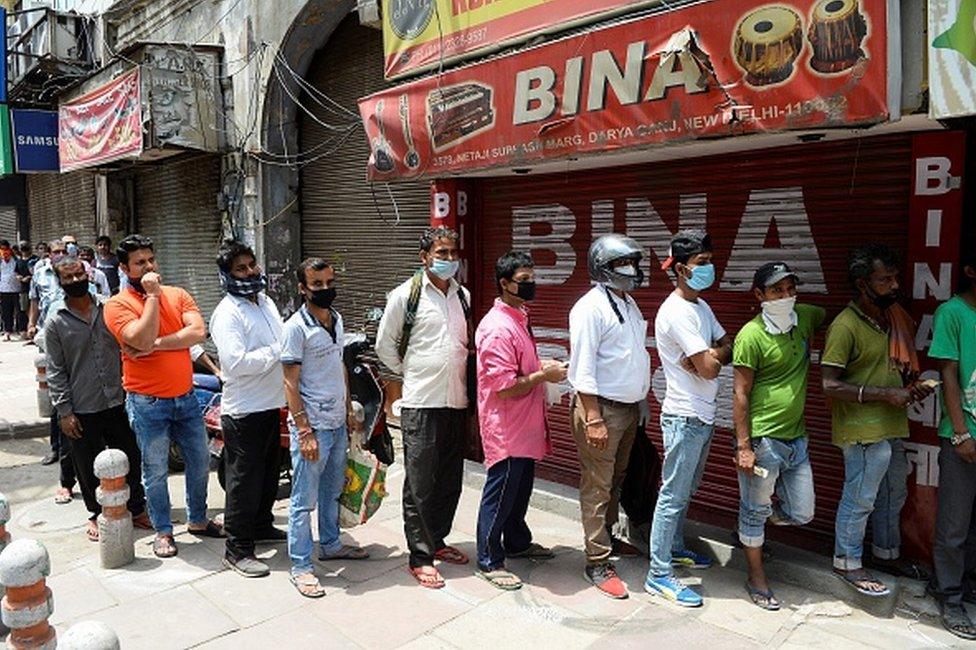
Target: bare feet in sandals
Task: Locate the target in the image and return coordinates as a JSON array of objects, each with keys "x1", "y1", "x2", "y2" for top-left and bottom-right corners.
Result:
[
  {"x1": 153, "y1": 533, "x2": 178, "y2": 558},
  {"x1": 54, "y1": 487, "x2": 72, "y2": 504},
  {"x1": 409, "y1": 565, "x2": 445, "y2": 589},
  {"x1": 834, "y1": 568, "x2": 890, "y2": 597},
  {"x1": 319, "y1": 544, "x2": 369, "y2": 561},
  {"x1": 476, "y1": 568, "x2": 522, "y2": 591},
  {"x1": 291, "y1": 572, "x2": 326, "y2": 598},
  {"x1": 434, "y1": 545, "x2": 468, "y2": 565},
  {"x1": 86, "y1": 520, "x2": 99, "y2": 542}
]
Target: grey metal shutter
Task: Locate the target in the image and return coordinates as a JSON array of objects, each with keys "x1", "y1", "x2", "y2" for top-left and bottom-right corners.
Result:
[
  {"x1": 299, "y1": 16, "x2": 430, "y2": 333},
  {"x1": 26, "y1": 172, "x2": 97, "y2": 244},
  {"x1": 135, "y1": 155, "x2": 223, "y2": 322},
  {"x1": 0, "y1": 207, "x2": 17, "y2": 242}
]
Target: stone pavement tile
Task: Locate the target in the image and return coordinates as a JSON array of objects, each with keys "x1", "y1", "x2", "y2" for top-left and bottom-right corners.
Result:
[
  {"x1": 195, "y1": 606, "x2": 360, "y2": 650},
  {"x1": 784, "y1": 610, "x2": 966, "y2": 649},
  {"x1": 315, "y1": 523, "x2": 410, "y2": 584},
  {"x1": 397, "y1": 633, "x2": 460, "y2": 649},
  {"x1": 518, "y1": 550, "x2": 645, "y2": 620},
  {"x1": 591, "y1": 606, "x2": 761, "y2": 649},
  {"x1": 307, "y1": 564, "x2": 474, "y2": 648},
  {"x1": 59, "y1": 583, "x2": 238, "y2": 650},
  {"x1": 47, "y1": 567, "x2": 118, "y2": 625},
  {"x1": 429, "y1": 589, "x2": 616, "y2": 650},
  {"x1": 93, "y1": 536, "x2": 224, "y2": 602},
  {"x1": 191, "y1": 562, "x2": 336, "y2": 629}
]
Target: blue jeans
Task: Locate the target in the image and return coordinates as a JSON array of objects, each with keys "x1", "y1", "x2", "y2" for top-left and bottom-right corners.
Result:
[
  {"x1": 737, "y1": 436, "x2": 815, "y2": 548},
  {"x1": 834, "y1": 438, "x2": 909, "y2": 570},
  {"x1": 648, "y1": 414, "x2": 714, "y2": 577},
  {"x1": 125, "y1": 391, "x2": 210, "y2": 535},
  {"x1": 288, "y1": 425, "x2": 348, "y2": 576}
]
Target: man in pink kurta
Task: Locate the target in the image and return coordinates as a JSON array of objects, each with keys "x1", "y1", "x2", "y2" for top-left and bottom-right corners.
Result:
[{"x1": 474, "y1": 251, "x2": 567, "y2": 590}]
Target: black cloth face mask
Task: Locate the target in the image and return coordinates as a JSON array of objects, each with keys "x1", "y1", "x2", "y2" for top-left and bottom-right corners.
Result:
[
  {"x1": 507, "y1": 280, "x2": 536, "y2": 302},
  {"x1": 61, "y1": 280, "x2": 90, "y2": 299},
  {"x1": 308, "y1": 287, "x2": 336, "y2": 309}
]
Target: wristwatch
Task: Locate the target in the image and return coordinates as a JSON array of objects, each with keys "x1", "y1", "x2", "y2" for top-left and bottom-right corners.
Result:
[{"x1": 951, "y1": 432, "x2": 972, "y2": 446}]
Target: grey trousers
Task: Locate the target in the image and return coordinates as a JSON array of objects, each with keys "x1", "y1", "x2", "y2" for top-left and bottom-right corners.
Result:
[
  {"x1": 401, "y1": 407, "x2": 467, "y2": 568},
  {"x1": 933, "y1": 438, "x2": 976, "y2": 606}
]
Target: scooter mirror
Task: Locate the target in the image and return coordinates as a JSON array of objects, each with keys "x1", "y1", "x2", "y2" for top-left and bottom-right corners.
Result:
[{"x1": 365, "y1": 307, "x2": 383, "y2": 324}]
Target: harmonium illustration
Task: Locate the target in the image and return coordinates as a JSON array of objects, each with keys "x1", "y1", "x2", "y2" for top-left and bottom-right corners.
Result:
[{"x1": 426, "y1": 83, "x2": 495, "y2": 151}]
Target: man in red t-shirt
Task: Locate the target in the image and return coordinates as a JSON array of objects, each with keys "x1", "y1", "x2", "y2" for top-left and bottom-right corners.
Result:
[{"x1": 104, "y1": 234, "x2": 224, "y2": 558}]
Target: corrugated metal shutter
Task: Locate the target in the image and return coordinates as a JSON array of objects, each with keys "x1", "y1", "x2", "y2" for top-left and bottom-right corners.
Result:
[
  {"x1": 135, "y1": 155, "x2": 223, "y2": 322},
  {"x1": 0, "y1": 207, "x2": 18, "y2": 242},
  {"x1": 26, "y1": 172, "x2": 97, "y2": 244},
  {"x1": 300, "y1": 16, "x2": 430, "y2": 336},
  {"x1": 477, "y1": 134, "x2": 914, "y2": 546}
]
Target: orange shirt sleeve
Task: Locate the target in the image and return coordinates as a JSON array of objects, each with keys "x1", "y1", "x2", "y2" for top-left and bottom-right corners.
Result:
[
  {"x1": 103, "y1": 295, "x2": 139, "y2": 346},
  {"x1": 177, "y1": 287, "x2": 200, "y2": 315}
]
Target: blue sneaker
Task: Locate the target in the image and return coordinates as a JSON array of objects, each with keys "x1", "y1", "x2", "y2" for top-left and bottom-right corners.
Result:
[
  {"x1": 644, "y1": 574, "x2": 703, "y2": 607},
  {"x1": 671, "y1": 549, "x2": 713, "y2": 570}
]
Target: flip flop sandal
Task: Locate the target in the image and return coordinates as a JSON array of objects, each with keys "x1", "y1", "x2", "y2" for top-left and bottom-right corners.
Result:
[
  {"x1": 86, "y1": 521, "x2": 99, "y2": 543},
  {"x1": 434, "y1": 546, "x2": 469, "y2": 565},
  {"x1": 833, "y1": 569, "x2": 890, "y2": 597},
  {"x1": 506, "y1": 543, "x2": 555, "y2": 559},
  {"x1": 319, "y1": 544, "x2": 370, "y2": 561},
  {"x1": 153, "y1": 534, "x2": 178, "y2": 558},
  {"x1": 476, "y1": 569, "x2": 523, "y2": 591},
  {"x1": 54, "y1": 489, "x2": 72, "y2": 505},
  {"x1": 745, "y1": 582, "x2": 781, "y2": 611},
  {"x1": 290, "y1": 574, "x2": 326, "y2": 599},
  {"x1": 188, "y1": 519, "x2": 226, "y2": 539},
  {"x1": 408, "y1": 566, "x2": 445, "y2": 589},
  {"x1": 942, "y1": 609, "x2": 976, "y2": 640}
]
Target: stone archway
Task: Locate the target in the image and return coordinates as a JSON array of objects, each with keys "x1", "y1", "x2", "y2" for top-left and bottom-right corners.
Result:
[{"x1": 259, "y1": 0, "x2": 357, "y2": 313}]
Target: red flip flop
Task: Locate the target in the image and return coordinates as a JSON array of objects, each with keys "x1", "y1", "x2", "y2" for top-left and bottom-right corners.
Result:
[
  {"x1": 408, "y1": 565, "x2": 445, "y2": 589},
  {"x1": 434, "y1": 546, "x2": 469, "y2": 565}
]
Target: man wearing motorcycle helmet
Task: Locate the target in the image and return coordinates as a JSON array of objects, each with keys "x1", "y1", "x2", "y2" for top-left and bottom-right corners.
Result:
[
  {"x1": 568, "y1": 234, "x2": 651, "y2": 600},
  {"x1": 645, "y1": 229, "x2": 732, "y2": 608}
]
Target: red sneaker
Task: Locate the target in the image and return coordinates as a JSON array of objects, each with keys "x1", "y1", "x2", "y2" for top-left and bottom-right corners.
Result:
[{"x1": 585, "y1": 562, "x2": 629, "y2": 599}]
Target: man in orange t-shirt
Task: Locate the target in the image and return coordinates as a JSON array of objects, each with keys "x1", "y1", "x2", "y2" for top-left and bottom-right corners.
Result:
[{"x1": 104, "y1": 234, "x2": 224, "y2": 559}]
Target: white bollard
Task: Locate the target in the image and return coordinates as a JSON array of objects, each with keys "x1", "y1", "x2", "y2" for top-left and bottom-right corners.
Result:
[
  {"x1": 0, "y1": 539, "x2": 56, "y2": 650},
  {"x1": 93, "y1": 450, "x2": 134, "y2": 569},
  {"x1": 57, "y1": 621, "x2": 119, "y2": 650},
  {"x1": 33, "y1": 355, "x2": 51, "y2": 420},
  {"x1": 0, "y1": 493, "x2": 9, "y2": 637}
]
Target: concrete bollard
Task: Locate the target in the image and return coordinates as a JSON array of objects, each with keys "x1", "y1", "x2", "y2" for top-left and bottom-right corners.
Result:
[
  {"x1": 0, "y1": 494, "x2": 9, "y2": 637},
  {"x1": 0, "y1": 539, "x2": 56, "y2": 650},
  {"x1": 57, "y1": 621, "x2": 119, "y2": 650},
  {"x1": 33, "y1": 355, "x2": 51, "y2": 420},
  {"x1": 93, "y1": 450, "x2": 134, "y2": 569}
]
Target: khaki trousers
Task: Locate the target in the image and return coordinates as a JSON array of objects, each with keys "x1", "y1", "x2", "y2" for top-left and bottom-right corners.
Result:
[{"x1": 571, "y1": 396, "x2": 640, "y2": 563}]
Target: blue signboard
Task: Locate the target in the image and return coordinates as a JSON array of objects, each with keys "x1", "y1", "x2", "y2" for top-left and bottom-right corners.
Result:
[
  {"x1": 1, "y1": 8, "x2": 6, "y2": 104},
  {"x1": 11, "y1": 109, "x2": 59, "y2": 172}
]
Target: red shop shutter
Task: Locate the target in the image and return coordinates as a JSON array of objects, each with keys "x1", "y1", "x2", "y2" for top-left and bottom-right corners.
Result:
[{"x1": 475, "y1": 134, "x2": 914, "y2": 549}]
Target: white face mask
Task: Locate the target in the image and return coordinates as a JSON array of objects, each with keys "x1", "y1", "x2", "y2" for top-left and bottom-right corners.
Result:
[
  {"x1": 615, "y1": 265, "x2": 637, "y2": 277},
  {"x1": 761, "y1": 296, "x2": 797, "y2": 334}
]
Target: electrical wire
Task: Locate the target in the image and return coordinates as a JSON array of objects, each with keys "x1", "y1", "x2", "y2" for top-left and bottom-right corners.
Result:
[{"x1": 272, "y1": 51, "x2": 361, "y2": 121}]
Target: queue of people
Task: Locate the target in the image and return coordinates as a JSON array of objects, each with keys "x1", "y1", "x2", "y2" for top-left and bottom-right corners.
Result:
[{"x1": 25, "y1": 224, "x2": 976, "y2": 639}]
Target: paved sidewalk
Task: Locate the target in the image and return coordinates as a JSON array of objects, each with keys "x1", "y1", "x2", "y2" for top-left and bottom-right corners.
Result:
[
  {"x1": 0, "y1": 338, "x2": 47, "y2": 436},
  {"x1": 0, "y1": 433, "x2": 968, "y2": 650}
]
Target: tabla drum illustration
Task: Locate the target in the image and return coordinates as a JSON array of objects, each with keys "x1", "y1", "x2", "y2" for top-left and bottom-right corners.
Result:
[
  {"x1": 733, "y1": 5, "x2": 804, "y2": 87},
  {"x1": 808, "y1": 0, "x2": 868, "y2": 73}
]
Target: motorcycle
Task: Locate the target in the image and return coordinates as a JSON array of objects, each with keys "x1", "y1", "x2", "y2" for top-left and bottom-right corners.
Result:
[{"x1": 167, "y1": 327, "x2": 394, "y2": 490}]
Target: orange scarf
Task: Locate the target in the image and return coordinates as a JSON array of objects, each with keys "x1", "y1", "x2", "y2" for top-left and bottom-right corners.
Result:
[{"x1": 887, "y1": 303, "x2": 919, "y2": 376}]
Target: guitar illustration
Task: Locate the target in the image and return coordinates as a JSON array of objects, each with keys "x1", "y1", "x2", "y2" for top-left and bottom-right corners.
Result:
[
  {"x1": 399, "y1": 94, "x2": 420, "y2": 170},
  {"x1": 370, "y1": 100, "x2": 395, "y2": 173}
]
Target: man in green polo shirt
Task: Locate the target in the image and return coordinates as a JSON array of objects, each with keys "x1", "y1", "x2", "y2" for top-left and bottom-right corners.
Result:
[
  {"x1": 929, "y1": 250, "x2": 976, "y2": 640},
  {"x1": 822, "y1": 244, "x2": 933, "y2": 598},
  {"x1": 733, "y1": 262, "x2": 826, "y2": 610}
]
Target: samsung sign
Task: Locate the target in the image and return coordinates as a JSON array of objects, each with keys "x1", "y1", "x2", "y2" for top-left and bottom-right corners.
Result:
[{"x1": 11, "y1": 110, "x2": 59, "y2": 172}]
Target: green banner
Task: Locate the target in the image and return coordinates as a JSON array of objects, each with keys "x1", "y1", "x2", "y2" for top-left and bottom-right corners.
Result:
[{"x1": 0, "y1": 105, "x2": 12, "y2": 176}]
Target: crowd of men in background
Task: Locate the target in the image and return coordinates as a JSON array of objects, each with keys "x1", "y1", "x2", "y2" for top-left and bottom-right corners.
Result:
[{"x1": 7, "y1": 224, "x2": 976, "y2": 639}]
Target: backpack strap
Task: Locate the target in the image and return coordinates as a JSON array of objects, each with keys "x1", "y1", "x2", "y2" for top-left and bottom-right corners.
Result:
[{"x1": 396, "y1": 269, "x2": 425, "y2": 360}]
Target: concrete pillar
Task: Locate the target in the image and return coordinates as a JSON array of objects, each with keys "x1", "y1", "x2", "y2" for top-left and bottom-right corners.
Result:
[
  {"x1": 93, "y1": 450, "x2": 134, "y2": 569},
  {"x1": 58, "y1": 621, "x2": 119, "y2": 650},
  {"x1": 0, "y1": 539, "x2": 56, "y2": 650},
  {"x1": 0, "y1": 493, "x2": 9, "y2": 637},
  {"x1": 33, "y1": 355, "x2": 51, "y2": 419}
]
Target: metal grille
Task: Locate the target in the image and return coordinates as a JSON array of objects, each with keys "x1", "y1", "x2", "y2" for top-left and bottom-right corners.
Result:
[
  {"x1": 0, "y1": 207, "x2": 18, "y2": 242},
  {"x1": 477, "y1": 134, "x2": 915, "y2": 547},
  {"x1": 299, "y1": 16, "x2": 431, "y2": 338},
  {"x1": 26, "y1": 171, "x2": 96, "y2": 244},
  {"x1": 134, "y1": 155, "x2": 223, "y2": 323}
]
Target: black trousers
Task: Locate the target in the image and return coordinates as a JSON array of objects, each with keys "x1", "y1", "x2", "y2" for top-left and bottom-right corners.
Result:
[
  {"x1": 401, "y1": 407, "x2": 467, "y2": 568},
  {"x1": 222, "y1": 409, "x2": 281, "y2": 559},
  {"x1": 15, "y1": 293, "x2": 27, "y2": 332},
  {"x1": 476, "y1": 457, "x2": 535, "y2": 571},
  {"x1": 51, "y1": 413, "x2": 76, "y2": 490},
  {"x1": 70, "y1": 406, "x2": 147, "y2": 520},
  {"x1": 933, "y1": 438, "x2": 976, "y2": 606},
  {"x1": 0, "y1": 292, "x2": 17, "y2": 333}
]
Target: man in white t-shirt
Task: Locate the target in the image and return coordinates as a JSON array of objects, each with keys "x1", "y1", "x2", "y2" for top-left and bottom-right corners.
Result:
[
  {"x1": 645, "y1": 230, "x2": 732, "y2": 608},
  {"x1": 568, "y1": 234, "x2": 651, "y2": 600}
]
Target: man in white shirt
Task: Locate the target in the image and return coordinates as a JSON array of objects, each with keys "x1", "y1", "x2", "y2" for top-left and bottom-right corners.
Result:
[
  {"x1": 78, "y1": 246, "x2": 111, "y2": 297},
  {"x1": 210, "y1": 240, "x2": 287, "y2": 578},
  {"x1": 376, "y1": 226, "x2": 471, "y2": 589},
  {"x1": 568, "y1": 234, "x2": 651, "y2": 600},
  {"x1": 645, "y1": 230, "x2": 732, "y2": 608}
]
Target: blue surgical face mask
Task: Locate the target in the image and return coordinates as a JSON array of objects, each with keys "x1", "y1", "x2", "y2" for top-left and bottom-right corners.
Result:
[
  {"x1": 686, "y1": 263, "x2": 715, "y2": 292},
  {"x1": 430, "y1": 258, "x2": 459, "y2": 280}
]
